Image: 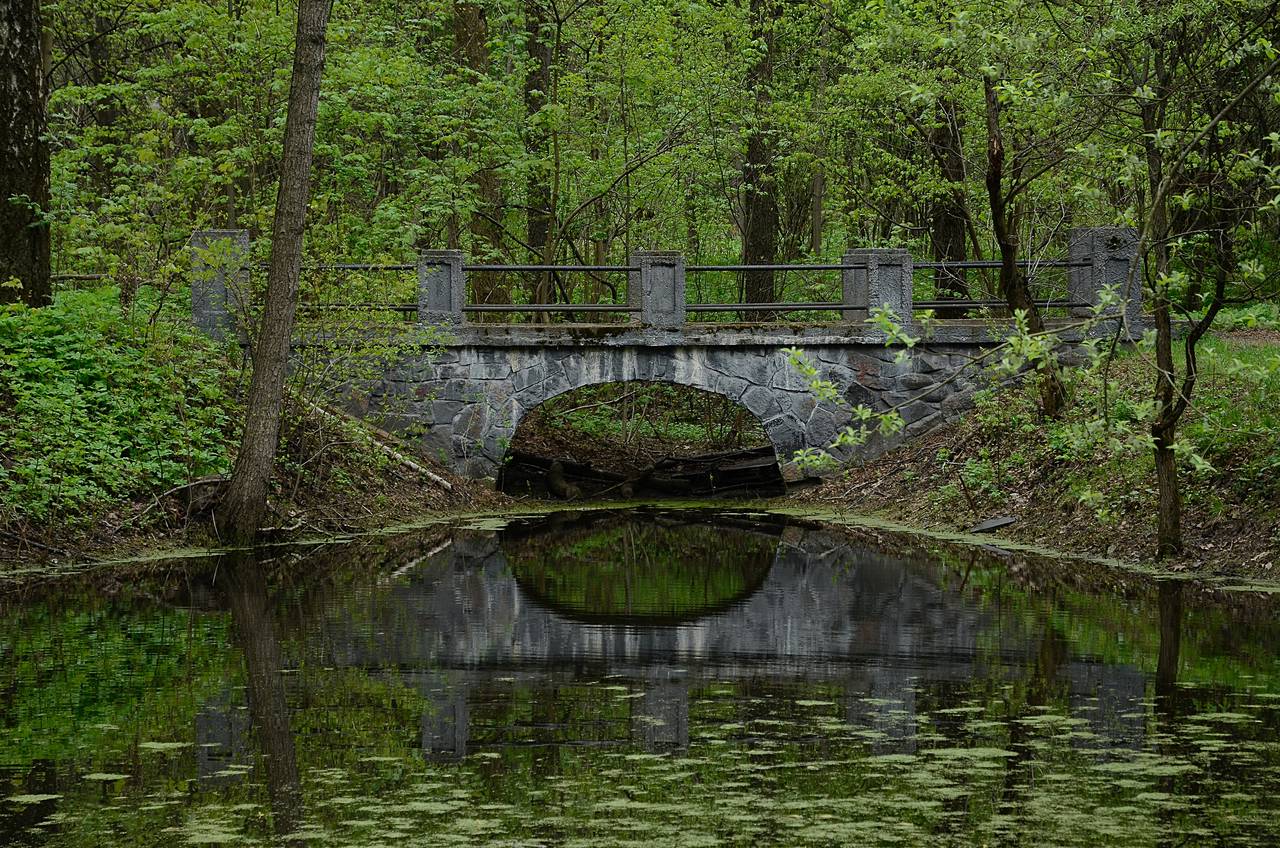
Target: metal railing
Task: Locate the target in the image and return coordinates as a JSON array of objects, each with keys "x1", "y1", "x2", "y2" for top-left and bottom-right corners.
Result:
[{"x1": 187, "y1": 230, "x2": 1140, "y2": 335}]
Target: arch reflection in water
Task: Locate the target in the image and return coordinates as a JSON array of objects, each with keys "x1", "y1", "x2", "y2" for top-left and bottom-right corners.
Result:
[
  {"x1": 8, "y1": 508, "x2": 1280, "y2": 846},
  {"x1": 313, "y1": 509, "x2": 1147, "y2": 763},
  {"x1": 502, "y1": 510, "x2": 782, "y2": 625}
]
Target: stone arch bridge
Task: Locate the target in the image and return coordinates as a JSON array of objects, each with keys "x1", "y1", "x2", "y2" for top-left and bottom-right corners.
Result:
[{"x1": 190, "y1": 229, "x2": 1139, "y2": 481}]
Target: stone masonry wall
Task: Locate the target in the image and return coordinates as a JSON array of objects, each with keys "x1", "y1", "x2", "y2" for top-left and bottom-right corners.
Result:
[{"x1": 363, "y1": 326, "x2": 995, "y2": 480}]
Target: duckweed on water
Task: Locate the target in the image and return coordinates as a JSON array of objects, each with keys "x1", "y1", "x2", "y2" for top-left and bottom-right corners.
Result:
[{"x1": 1, "y1": 508, "x2": 1279, "y2": 846}]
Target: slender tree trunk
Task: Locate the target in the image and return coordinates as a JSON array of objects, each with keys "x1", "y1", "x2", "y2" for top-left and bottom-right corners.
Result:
[
  {"x1": 928, "y1": 98, "x2": 969, "y2": 304},
  {"x1": 523, "y1": 0, "x2": 553, "y2": 311},
  {"x1": 0, "y1": 0, "x2": 52, "y2": 306},
  {"x1": 983, "y1": 75, "x2": 1064, "y2": 417},
  {"x1": 1140, "y1": 65, "x2": 1183, "y2": 558},
  {"x1": 809, "y1": 0, "x2": 832, "y2": 258},
  {"x1": 742, "y1": 0, "x2": 778, "y2": 307},
  {"x1": 218, "y1": 0, "x2": 332, "y2": 543},
  {"x1": 453, "y1": 1, "x2": 507, "y2": 310}
]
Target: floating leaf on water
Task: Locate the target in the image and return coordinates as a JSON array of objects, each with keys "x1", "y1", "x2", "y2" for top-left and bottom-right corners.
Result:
[
  {"x1": 869, "y1": 753, "x2": 919, "y2": 764},
  {"x1": 6, "y1": 794, "x2": 60, "y2": 805},
  {"x1": 139, "y1": 741, "x2": 192, "y2": 752},
  {"x1": 927, "y1": 747, "x2": 1016, "y2": 759},
  {"x1": 82, "y1": 773, "x2": 130, "y2": 781},
  {"x1": 1188, "y1": 712, "x2": 1259, "y2": 724}
]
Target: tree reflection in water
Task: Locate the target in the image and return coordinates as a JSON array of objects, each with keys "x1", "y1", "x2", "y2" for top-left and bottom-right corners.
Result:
[{"x1": 221, "y1": 553, "x2": 304, "y2": 842}]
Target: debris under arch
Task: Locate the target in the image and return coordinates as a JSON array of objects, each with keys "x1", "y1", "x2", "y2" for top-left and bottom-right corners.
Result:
[{"x1": 499, "y1": 382, "x2": 784, "y2": 500}]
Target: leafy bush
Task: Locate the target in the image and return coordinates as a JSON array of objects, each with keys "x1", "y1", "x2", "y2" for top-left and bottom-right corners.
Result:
[
  {"x1": 1209, "y1": 303, "x2": 1280, "y2": 331},
  {"x1": 0, "y1": 289, "x2": 235, "y2": 526}
]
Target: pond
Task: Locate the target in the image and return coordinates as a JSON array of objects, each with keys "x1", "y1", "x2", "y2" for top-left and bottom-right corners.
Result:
[{"x1": 2, "y1": 507, "x2": 1279, "y2": 846}]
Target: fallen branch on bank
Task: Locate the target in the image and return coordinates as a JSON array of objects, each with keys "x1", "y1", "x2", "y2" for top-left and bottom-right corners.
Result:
[{"x1": 301, "y1": 400, "x2": 455, "y2": 492}]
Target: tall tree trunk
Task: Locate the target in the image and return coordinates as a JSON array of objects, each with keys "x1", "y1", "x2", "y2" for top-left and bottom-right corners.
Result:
[
  {"x1": 218, "y1": 0, "x2": 332, "y2": 543},
  {"x1": 524, "y1": 0, "x2": 553, "y2": 310},
  {"x1": 983, "y1": 75, "x2": 1065, "y2": 417},
  {"x1": 0, "y1": 0, "x2": 52, "y2": 307},
  {"x1": 741, "y1": 0, "x2": 778, "y2": 307},
  {"x1": 1140, "y1": 63, "x2": 1183, "y2": 558},
  {"x1": 809, "y1": 0, "x2": 832, "y2": 258},
  {"x1": 928, "y1": 98, "x2": 969, "y2": 303},
  {"x1": 453, "y1": 1, "x2": 507, "y2": 310}
]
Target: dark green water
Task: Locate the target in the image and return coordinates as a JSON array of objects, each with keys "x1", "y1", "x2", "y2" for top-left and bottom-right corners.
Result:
[{"x1": 2, "y1": 508, "x2": 1280, "y2": 846}]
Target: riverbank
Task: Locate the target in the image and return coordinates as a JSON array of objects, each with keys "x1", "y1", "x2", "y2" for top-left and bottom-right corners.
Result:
[
  {"x1": 0, "y1": 288, "x2": 504, "y2": 569},
  {"x1": 796, "y1": 331, "x2": 1280, "y2": 579}
]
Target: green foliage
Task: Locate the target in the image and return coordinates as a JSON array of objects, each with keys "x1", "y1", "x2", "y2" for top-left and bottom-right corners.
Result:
[
  {"x1": 530, "y1": 381, "x2": 768, "y2": 452},
  {"x1": 1214, "y1": 303, "x2": 1280, "y2": 331},
  {"x1": 0, "y1": 289, "x2": 234, "y2": 525},
  {"x1": 923, "y1": 335, "x2": 1280, "y2": 530}
]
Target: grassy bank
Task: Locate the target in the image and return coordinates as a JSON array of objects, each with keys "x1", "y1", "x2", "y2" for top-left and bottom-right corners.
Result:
[
  {"x1": 0, "y1": 288, "x2": 497, "y2": 565},
  {"x1": 801, "y1": 329, "x2": 1280, "y2": 576}
]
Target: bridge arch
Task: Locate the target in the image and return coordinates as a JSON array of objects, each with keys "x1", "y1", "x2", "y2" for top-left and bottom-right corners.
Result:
[
  {"x1": 423, "y1": 343, "x2": 849, "y2": 479},
  {"x1": 506, "y1": 376, "x2": 791, "y2": 464}
]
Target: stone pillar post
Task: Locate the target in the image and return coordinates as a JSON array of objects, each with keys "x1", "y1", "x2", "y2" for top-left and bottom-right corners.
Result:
[
  {"x1": 418, "y1": 249, "x2": 465, "y2": 325},
  {"x1": 189, "y1": 229, "x2": 249, "y2": 340},
  {"x1": 844, "y1": 248, "x2": 913, "y2": 324},
  {"x1": 1069, "y1": 227, "x2": 1140, "y2": 324},
  {"x1": 842, "y1": 250, "x2": 868, "y2": 323},
  {"x1": 628, "y1": 251, "x2": 685, "y2": 329}
]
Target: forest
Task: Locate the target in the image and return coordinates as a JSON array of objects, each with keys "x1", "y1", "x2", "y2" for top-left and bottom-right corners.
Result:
[
  {"x1": 5, "y1": 2, "x2": 1280, "y2": 846},
  {"x1": 1, "y1": 0, "x2": 1279, "y2": 562}
]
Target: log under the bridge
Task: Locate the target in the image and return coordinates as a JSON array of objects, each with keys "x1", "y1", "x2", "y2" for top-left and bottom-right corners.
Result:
[{"x1": 497, "y1": 446, "x2": 786, "y2": 500}]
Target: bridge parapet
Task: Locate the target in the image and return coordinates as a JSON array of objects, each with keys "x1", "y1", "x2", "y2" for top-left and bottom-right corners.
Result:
[{"x1": 189, "y1": 227, "x2": 1140, "y2": 335}]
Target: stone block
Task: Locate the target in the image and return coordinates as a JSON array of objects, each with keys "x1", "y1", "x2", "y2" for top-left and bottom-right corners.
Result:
[
  {"x1": 905, "y1": 411, "x2": 944, "y2": 437},
  {"x1": 897, "y1": 401, "x2": 935, "y2": 425},
  {"x1": 941, "y1": 389, "x2": 976, "y2": 418},
  {"x1": 431, "y1": 400, "x2": 463, "y2": 424},
  {"x1": 741, "y1": 385, "x2": 783, "y2": 419},
  {"x1": 899, "y1": 373, "x2": 935, "y2": 390},
  {"x1": 629, "y1": 251, "x2": 686, "y2": 329},
  {"x1": 418, "y1": 249, "x2": 465, "y2": 325},
  {"x1": 189, "y1": 229, "x2": 249, "y2": 341}
]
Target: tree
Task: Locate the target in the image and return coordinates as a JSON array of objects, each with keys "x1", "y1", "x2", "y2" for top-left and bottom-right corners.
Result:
[
  {"x1": 524, "y1": 0, "x2": 554, "y2": 308},
  {"x1": 1110, "y1": 1, "x2": 1280, "y2": 557},
  {"x1": 452, "y1": 1, "x2": 509, "y2": 308},
  {"x1": 218, "y1": 0, "x2": 333, "y2": 543},
  {"x1": 0, "y1": 0, "x2": 52, "y2": 307},
  {"x1": 741, "y1": 0, "x2": 779, "y2": 306}
]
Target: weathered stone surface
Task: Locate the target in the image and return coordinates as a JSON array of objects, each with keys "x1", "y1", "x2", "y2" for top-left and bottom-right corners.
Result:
[
  {"x1": 897, "y1": 401, "x2": 936, "y2": 426},
  {"x1": 359, "y1": 330, "x2": 1101, "y2": 480},
  {"x1": 899, "y1": 373, "x2": 935, "y2": 390},
  {"x1": 941, "y1": 389, "x2": 977, "y2": 419},
  {"x1": 905, "y1": 411, "x2": 944, "y2": 437}
]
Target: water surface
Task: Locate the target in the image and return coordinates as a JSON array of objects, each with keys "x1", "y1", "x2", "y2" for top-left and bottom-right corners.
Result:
[{"x1": 2, "y1": 508, "x2": 1279, "y2": 846}]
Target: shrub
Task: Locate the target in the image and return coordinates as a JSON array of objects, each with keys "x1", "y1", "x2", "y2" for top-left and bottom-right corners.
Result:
[{"x1": 0, "y1": 289, "x2": 235, "y2": 526}]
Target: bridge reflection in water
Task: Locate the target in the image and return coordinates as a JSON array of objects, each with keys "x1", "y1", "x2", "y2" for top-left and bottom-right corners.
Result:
[{"x1": 301, "y1": 509, "x2": 1148, "y2": 761}]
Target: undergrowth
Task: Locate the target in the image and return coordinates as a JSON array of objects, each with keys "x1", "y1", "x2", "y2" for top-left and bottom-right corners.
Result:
[
  {"x1": 0, "y1": 287, "x2": 475, "y2": 553},
  {"x1": 0, "y1": 289, "x2": 235, "y2": 530},
  {"x1": 913, "y1": 333, "x2": 1280, "y2": 564}
]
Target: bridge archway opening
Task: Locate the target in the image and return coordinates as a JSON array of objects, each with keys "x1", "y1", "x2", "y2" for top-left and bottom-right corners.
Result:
[{"x1": 497, "y1": 381, "x2": 786, "y2": 499}]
